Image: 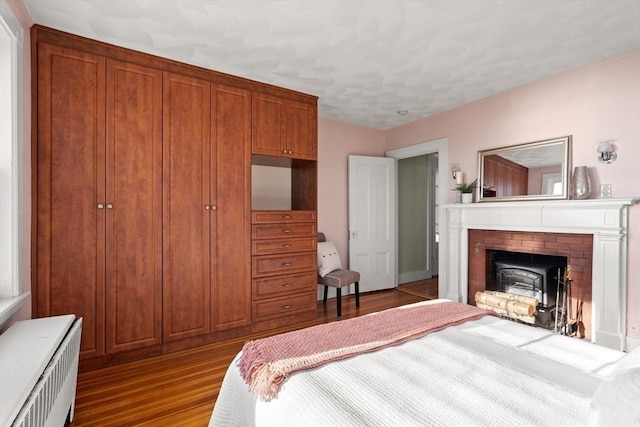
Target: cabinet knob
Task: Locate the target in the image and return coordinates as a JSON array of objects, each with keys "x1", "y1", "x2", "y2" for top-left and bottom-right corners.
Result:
[
  {"x1": 106, "y1": 203, "x2": 113, "y2": 209},
  {"x1": 282, "y1": 214, "x2": 291, "y2": 219},
  {"x1": 204, "y1": 205, "x2": 210, "y2": 210},
  {"x1": 282, "y1": 262, "x2": 292, "y2": 266},
  {"x1": 282, "y1": 283, "x2": 292, "y2": 287},
  {"x1": 97, "y1": 203, "x2": 104, "y2": 209},
  {"x1": 282, "y1": 229, "x2": 292, "y2": 233},
  {"x1": 282, "y1": 304, "x2": 292, "y2": 309},
  {"x1": 211, "y1": 205, "x2": 217, "y2": 210}
]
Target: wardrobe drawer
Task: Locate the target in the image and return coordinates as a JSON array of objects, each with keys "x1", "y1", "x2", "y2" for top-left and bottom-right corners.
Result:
[
  {"x1": 252, "y1": 237, "x2": 317, "y2": 255},
  {"x1": 252, "y1": 252, "x2": 317, "y2": 277},
  {"x1": 252, "y1": 223, "x2": 317, "y2": 240},
  {"x1": 252, "y1": 210, "x2": 317, "y2": 224},
  {"x1": 252, "y1": 271, "x2": 317, "y2": 300},
  {"x1": 252, "y1": 292, "x2": 316, "y2": 322}
]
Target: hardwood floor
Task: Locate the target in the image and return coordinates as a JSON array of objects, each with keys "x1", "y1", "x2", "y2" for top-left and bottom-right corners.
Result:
[
  {"x1": 70, "y1": 289, "x2": 426, "y2": 426},
  {"x1": 396, "y1": 277, "x2": 438, "y2": 299}
]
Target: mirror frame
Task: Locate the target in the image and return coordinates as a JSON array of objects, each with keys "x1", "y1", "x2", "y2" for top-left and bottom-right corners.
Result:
[{"x1": 477, "y1": 136, "x2": 572, "y2": 202}]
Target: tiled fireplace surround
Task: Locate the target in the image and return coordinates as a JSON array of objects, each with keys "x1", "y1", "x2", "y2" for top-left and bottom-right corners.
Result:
[{"x1": 440, "y1": 198, "x2": 637, "y2": 351}]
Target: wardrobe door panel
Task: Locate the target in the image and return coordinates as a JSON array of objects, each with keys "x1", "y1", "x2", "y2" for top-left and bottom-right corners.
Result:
[
  {"x1": 287, "y1": 100, "x2": 317, "y2": 160},
  {"x1": 163, "y1": 72, "x2": 212, "y2": 341},
  {"x1": 105, "y1": 60, "x2": 163, "y2": 353},
  {"x1": 251, "y1": 92, "x2": 285, "y2": 156},
  {"x1": 35, "y1": 43, "x2": 106, "y2": 358},
  {"x1": 211, "y1": 85, "x2": 251, "y2": 330}
]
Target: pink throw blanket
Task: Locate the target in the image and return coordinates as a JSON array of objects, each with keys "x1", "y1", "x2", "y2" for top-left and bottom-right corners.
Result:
[{"x1": 238, "y1": 301, "x2": 495, "y2": 400}]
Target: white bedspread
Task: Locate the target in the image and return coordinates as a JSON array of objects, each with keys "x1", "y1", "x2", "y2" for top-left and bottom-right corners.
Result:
[{"x1": 210, "y1": 303, "x2": 627, "y2": 427}]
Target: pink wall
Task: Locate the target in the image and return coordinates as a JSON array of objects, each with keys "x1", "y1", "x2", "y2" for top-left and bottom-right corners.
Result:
[
  {"x1": 385, "y1": 49, "x2": 640, "y2": 339},
  {"x1": 317, "y1": 117, "x2": 387, "y2": 265}
]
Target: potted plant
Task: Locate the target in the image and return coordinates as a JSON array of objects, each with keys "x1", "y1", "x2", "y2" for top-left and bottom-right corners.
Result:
[{"x1": 455, "y1": 179, "x2": 477, "y2": 203}]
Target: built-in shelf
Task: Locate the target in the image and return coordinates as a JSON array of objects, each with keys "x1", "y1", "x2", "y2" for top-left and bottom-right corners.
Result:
[{"x1": 251, "y1": 155, "x2": 317, "y2": 211}]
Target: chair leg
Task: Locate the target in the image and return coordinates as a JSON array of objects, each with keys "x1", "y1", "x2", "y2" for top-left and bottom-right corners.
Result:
[
  {"x1": 355, "y1": 282, "x2": 360, "y2": 308},
  {"x1": 336, "y1": 288, "x2": 342, "y2": 318},
  {"x1": 323, "y1": 285, "x2": 328, "y2": 304}
]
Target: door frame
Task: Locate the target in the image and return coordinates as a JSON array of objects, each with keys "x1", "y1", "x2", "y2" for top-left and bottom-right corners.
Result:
[{"x1": 386, "y1": 138, "x2": 448, "y2": 295}]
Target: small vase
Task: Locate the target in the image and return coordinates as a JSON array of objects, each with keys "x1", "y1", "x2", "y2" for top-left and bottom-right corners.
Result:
[
  {"x1": 461, "y1": 193, "x2": 473, "y2": 204},
  {"x1": 571, "y1": 166, "x2": 591, "y2": 200}
]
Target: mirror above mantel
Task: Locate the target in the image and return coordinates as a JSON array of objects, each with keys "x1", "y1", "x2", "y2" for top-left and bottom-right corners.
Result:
[{"x1": 477, "y1": 136, "x2": 572, "y2": 202}]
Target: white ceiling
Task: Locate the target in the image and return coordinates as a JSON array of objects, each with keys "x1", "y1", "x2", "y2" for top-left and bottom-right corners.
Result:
[{"x1": 23, "y1": 0, "x2": 640, "y2": 130}]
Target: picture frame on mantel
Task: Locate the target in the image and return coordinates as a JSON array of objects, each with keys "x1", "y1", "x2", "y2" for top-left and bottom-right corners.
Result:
[{"x1": 477, "y1": 136, "x2": 572, "y2": 202}]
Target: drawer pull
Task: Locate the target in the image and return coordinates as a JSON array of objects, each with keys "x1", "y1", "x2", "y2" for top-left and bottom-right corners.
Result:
[
  {"x1": 282, "y1": 283, "x2": 292, "y2": 287},
  {"x1": 282, "y1": 229, "x2": 292, "y2": 233},
  {"x1": 282, "y1": 214, "x2": 291, "y2": 219},
  {"x1": 282, "y1": 262, "x2": 292, "y2": 266},
  {"x1": 282, "y1": 244, "x2": 292, "y2": 248},
  {"x1": 282, "y1": 304, "x2": 292, "y2": 309}
]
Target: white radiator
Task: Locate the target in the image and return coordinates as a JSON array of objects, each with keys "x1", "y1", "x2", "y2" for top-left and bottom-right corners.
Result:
[{"x1": 0, "y1": 315, "x2": 82, "y2": 427}]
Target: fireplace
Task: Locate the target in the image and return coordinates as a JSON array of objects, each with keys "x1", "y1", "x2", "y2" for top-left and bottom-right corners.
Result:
[
  {"x1": 471, "y1": 232, "x2": 583, "y2": 332},
  {"x1": 490, "y1": 251, "x2": 566, "y2": 308},
  {"x1": 440, "y1": 199, "x2": 637, "y2": 351}
]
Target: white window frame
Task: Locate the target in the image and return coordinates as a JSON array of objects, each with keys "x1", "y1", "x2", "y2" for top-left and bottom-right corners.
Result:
[
  {"x1": 542, "y1": 172, "x2": 563, "y2": 196},
  {"x1": 0, "y1": 2, "x2": 27, "y2": 328}
]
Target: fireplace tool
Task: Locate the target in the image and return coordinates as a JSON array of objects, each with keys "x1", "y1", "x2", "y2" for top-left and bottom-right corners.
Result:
[
  {"x1": 564, "y1": 267, "x2": 578, "y2": 336},
  {"x1": 554, "y1": 268, "x2": 563, "y2": 333},
  {"x1": 553, "y1": 266, "x2": 577, "y2": 335}
]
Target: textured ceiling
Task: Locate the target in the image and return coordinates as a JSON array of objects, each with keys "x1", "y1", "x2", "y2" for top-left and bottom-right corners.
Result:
[{"x1": 23, "y1": 0, "x2": 640, "y2": 130}]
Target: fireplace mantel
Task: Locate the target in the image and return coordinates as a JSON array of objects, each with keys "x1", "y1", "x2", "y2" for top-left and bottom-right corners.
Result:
[{"x1": 439, "y1": 198, "x2": 639, "y2": 350}]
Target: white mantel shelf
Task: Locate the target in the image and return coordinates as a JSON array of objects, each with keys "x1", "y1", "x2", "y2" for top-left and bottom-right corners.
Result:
[{"x1": 439, "y1": 198, "x2": 639, "y2": 351}]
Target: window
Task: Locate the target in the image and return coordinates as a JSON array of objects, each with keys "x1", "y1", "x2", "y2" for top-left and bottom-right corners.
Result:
[
  {"x1": 0, "y1": 9, "x2": 25, "y2": 326},
  {"x1": 542, "y1": 172, "x2": 563, "y2": 196}
]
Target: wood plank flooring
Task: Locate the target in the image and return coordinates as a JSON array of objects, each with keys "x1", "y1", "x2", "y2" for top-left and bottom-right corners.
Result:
[
  {"x1": 396, "y1": 277, "x2": 438, "y2": 299},
  {"x1": 70, "y1": 289, "x2": 426, "y2": 426}
]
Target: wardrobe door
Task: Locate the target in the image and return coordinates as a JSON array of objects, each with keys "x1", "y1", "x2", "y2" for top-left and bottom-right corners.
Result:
[
  {"x1": 163, "y1": 72, "x2": 212, "y2": 341},
  {"x1": 35, "y1": 43, "x2": 106, "y2": 359},
  {"x1": 211, "y1": 84, "x2": 251, "y2": 330},
  {"x1": 251, "y1": 92, "x2": 286, "y2": 156},
  {"x1": 105, "y1": 60, "x2": 163, "y2": 353},
  {"x1": 286, "y1": 99, "x2": 317, "y2": 160}
]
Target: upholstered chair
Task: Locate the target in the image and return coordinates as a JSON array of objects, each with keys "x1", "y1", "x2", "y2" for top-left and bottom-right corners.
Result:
[{"x1": 317, "y1": 233, "x2": 360, "y2": 318}]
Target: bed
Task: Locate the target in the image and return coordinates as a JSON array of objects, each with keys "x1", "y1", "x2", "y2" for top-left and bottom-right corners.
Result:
[{"x1": 209, "y1": 300, "x2": 639, "y2": 427}]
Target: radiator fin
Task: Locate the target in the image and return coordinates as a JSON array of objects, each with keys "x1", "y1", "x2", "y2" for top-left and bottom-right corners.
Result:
[{"x1": 13, "y1": 319, "x2": 82, "y2": 427}]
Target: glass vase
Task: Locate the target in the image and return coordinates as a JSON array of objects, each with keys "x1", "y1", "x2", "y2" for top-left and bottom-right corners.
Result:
[{"x1": 571, "y1": 166, "x2": 591, "y2": 200}]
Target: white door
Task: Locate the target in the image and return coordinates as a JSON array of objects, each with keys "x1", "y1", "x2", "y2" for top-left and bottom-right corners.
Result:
[{"x1": 348, "y1": 155, "x2": 396, "y2": 292}]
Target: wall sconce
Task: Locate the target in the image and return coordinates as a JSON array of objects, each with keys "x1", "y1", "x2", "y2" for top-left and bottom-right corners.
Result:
[
  {"x1": 451, "y1": 165, "x2": 462, "y2": 185},
  {"x1": 596, "y1": 139, "x2": 617, "y2": 164}
]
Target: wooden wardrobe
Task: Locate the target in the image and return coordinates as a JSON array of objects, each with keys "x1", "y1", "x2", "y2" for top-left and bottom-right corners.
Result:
[{"x1": 32, "y1": 26, "x2": 317, "y2": 370}]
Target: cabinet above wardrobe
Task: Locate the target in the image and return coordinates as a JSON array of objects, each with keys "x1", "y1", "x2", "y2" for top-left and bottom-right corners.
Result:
[{"x1": 252, "y1": 93, "x2": 317, "y2": 160}]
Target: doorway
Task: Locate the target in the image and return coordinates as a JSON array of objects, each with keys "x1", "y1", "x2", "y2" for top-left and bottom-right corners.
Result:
[
  {"x1": 387, "y1": 138, "x2": 447, "y2": 300},
  {"x1": 396, "y1": 153, "x2": 438, "y2": 282}
]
